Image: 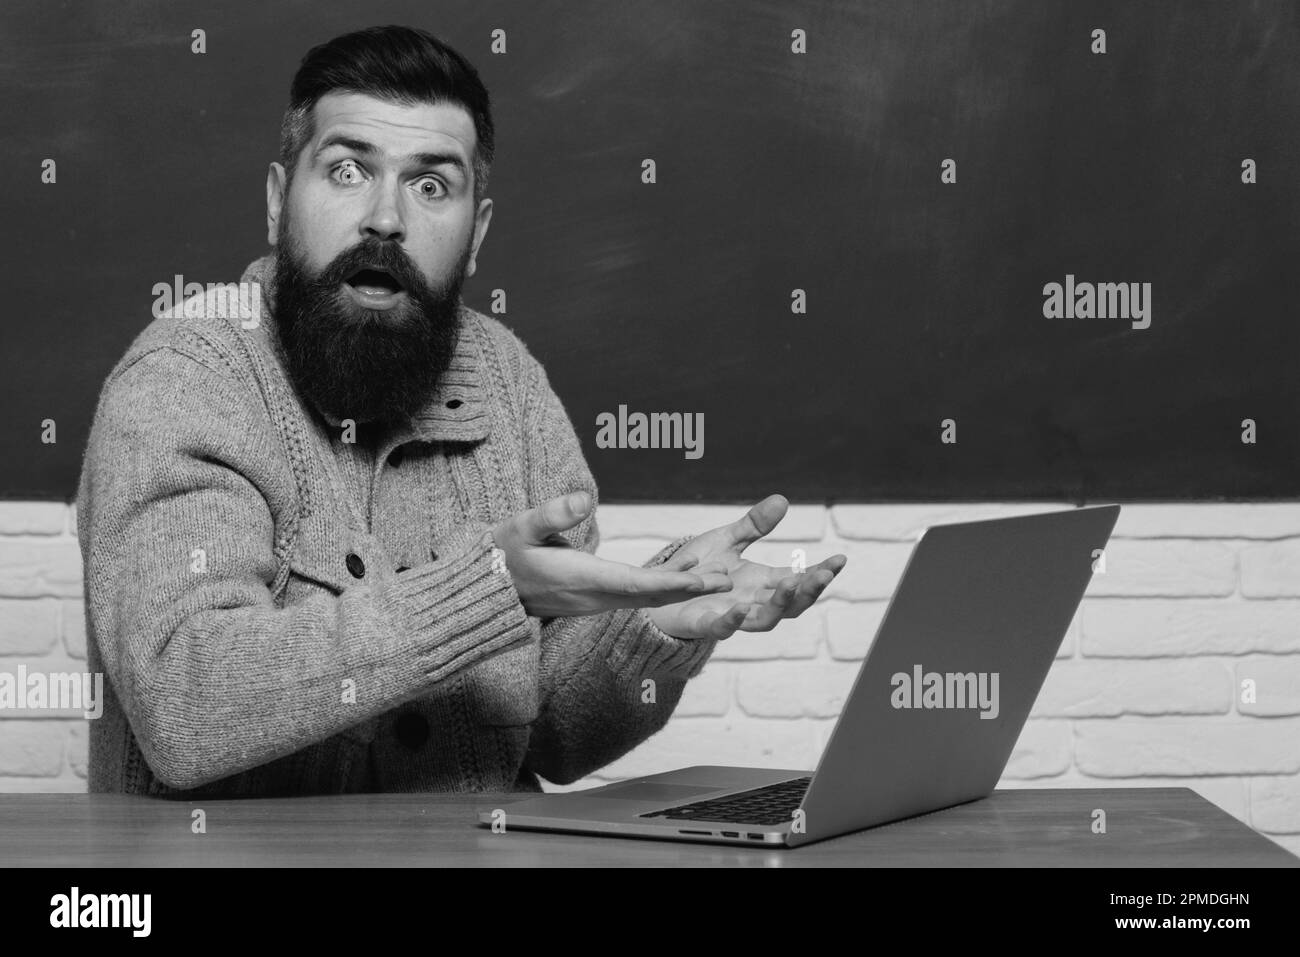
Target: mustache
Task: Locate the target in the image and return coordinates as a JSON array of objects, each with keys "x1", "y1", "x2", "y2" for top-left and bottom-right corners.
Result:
[{"x1": 316, "y1": 239, "x2": 425, "y2": 293}]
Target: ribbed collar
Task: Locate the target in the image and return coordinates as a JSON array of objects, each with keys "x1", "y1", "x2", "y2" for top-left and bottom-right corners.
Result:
[{"x1": 239, "y1": 252, "x2": 491, "y2": 445}]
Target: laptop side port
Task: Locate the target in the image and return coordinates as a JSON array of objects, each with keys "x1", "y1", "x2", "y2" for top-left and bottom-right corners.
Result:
[
  {"x1": 721, "y1": 831, "x2": 739, "y2": 838},
  {"x1": 747, "y1": 833, "x2": 764, "y2": 840},
  {"x1": 678, "y1": 829, "x2": 711, "y2": 836}
]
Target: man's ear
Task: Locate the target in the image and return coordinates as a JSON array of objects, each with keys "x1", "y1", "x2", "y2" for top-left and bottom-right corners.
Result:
[
  {"x1": 266, "y1": 162, "x2": 287, "y2": 246},
  {"x1": 467, "y1": 197, "x2": 493, "y2": 279}
]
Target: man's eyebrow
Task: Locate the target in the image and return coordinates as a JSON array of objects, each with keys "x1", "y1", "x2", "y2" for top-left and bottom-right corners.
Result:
[{"x1": 312, "y1": 135, "x2": 467, "y2": 177}]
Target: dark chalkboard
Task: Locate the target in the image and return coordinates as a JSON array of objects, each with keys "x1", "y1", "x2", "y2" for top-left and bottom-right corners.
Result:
[{"x1": 3, "y1": 0, "x2": 1298, "y2": 502}]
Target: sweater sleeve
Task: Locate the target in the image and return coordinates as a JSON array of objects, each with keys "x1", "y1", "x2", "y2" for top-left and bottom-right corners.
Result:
[
  {"x1": 515, "y1": 356, "x2": 720, "y2": 786},
  {"x1": 77, "y1": 346, "x2": 533, "y2": 790}
]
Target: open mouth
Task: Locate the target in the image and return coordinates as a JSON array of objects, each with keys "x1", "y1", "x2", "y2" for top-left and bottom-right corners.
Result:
[{"x1": 344, "y1": 266, "x2": 406, "y2": 296}]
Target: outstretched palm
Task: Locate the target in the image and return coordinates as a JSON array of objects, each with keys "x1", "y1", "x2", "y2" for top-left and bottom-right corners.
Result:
[{"x1": 646, "y1": 494, "x2": 846, "y2": 641}]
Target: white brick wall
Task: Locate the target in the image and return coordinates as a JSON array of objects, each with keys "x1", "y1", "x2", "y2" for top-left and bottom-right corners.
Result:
[
  {"x1": 3, "y1": 501, "x2": 1298, "y2": 859},
  {"x1": 0, "y1": 503, "x2": 88, "y2": 794}
]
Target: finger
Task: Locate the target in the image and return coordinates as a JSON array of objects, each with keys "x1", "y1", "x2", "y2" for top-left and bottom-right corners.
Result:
[
  {"x1": 697, "y1": 602, "x2": 751, "y2": 641},
  {"x1": 761, "y1": 552, "x2": 847, "y2": 588},
  {"x1": 817, "y1": 554, "x2": 849, "y2": 576},
  {"x1": 739, "y1": 597, "x2": 787, "y2": 632},
  {"x1": 658, "y1": 546, "x2": 700, "y2": 572},
  {"x1": 660, "y1": 550, "x2": 730, "y2": 580},
  {"x1": 520, "y1": 492, "x2": 592, "y2": 543},
  {"x1": 743, "y1": 569, "x2": 828, "y2": 630},
  {"x1": 770, "y1": 557, "x2": 842, "y2": 618},
  {"x1": 781, "y1": 567, "x2": 836, "y2": 618},
  {"x1": 759, "y1": 575, "x2": 800, "y2": 611},
  {"x1": 591, "y1": 561, "x2": 733, "y2": 609},
  {"x1": 739, "y1": 582, "x2": 799, "y2": 626},
  {"x1": 727, "y1": 494, "x2": 789, "y2": 551}
]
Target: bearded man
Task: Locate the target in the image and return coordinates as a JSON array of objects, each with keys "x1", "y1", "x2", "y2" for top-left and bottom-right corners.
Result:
[{"x1": 76, "y1": 25, "x2": 844, "y2": 797}]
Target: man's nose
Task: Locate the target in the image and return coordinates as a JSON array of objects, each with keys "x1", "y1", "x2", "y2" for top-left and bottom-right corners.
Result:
[{"x1": 360, "y1": 179, "x2": 405, "y2": 242}]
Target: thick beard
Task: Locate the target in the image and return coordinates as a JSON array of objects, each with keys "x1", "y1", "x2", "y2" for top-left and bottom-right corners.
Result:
[{"x1": 271, "y1": 214, "x2": 470, "y2": 426}]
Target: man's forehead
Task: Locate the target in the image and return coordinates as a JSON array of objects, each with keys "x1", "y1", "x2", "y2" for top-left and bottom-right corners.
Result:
[{"x1": 310, "y1": 91, "x2": 476, "y2": 158}]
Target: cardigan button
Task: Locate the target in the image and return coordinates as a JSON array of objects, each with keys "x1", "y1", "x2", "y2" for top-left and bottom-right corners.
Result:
[{"x1": 345, "y1": 553, "x2": 366, "y2": 578}]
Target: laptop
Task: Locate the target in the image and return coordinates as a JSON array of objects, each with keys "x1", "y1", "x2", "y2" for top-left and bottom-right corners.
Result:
[{"x1": 477, "y1": 504, "x2": 1120, "y2": 848}]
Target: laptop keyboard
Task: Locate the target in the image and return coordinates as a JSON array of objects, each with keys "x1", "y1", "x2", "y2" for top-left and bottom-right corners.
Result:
[{"x1": 639, "y1": 776, "x2": 813, "y2": 826}]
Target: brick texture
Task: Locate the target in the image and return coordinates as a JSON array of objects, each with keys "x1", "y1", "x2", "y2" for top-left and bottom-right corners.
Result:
[{"x1": 2, "y1": 500, "x2": 1296, "y2": 857}]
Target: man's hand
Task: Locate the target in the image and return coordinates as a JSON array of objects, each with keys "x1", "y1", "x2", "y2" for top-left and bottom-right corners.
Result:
[
  {"x1": 645, "y1": 494, "x2": 846, "y2": 641},
  {"x1": 493, "y1": 491, "x2": 733, "y2": 619}
]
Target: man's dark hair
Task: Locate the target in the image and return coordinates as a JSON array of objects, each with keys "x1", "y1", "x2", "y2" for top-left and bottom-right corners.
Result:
[{"x1": 279, "y1": 25, "x2": 495, "y2": 206}]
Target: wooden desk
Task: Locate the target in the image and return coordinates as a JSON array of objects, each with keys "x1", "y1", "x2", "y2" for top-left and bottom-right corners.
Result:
[{"x1": 0, "y1": 788, "x2": 1294, "y2": 867}]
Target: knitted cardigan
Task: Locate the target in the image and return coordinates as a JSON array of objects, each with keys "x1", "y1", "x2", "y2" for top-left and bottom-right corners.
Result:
[{"x1": 75, "y1": 252, "x2": 716, "y2": 797}]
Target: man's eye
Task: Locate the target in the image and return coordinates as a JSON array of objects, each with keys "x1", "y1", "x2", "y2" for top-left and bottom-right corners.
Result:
[
  {"x1": 331, "y1": 160, "x2": 366, "y2": 186},
  {"x1": 413, "y1": 177, "x2": 445, "y2": 199}
]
